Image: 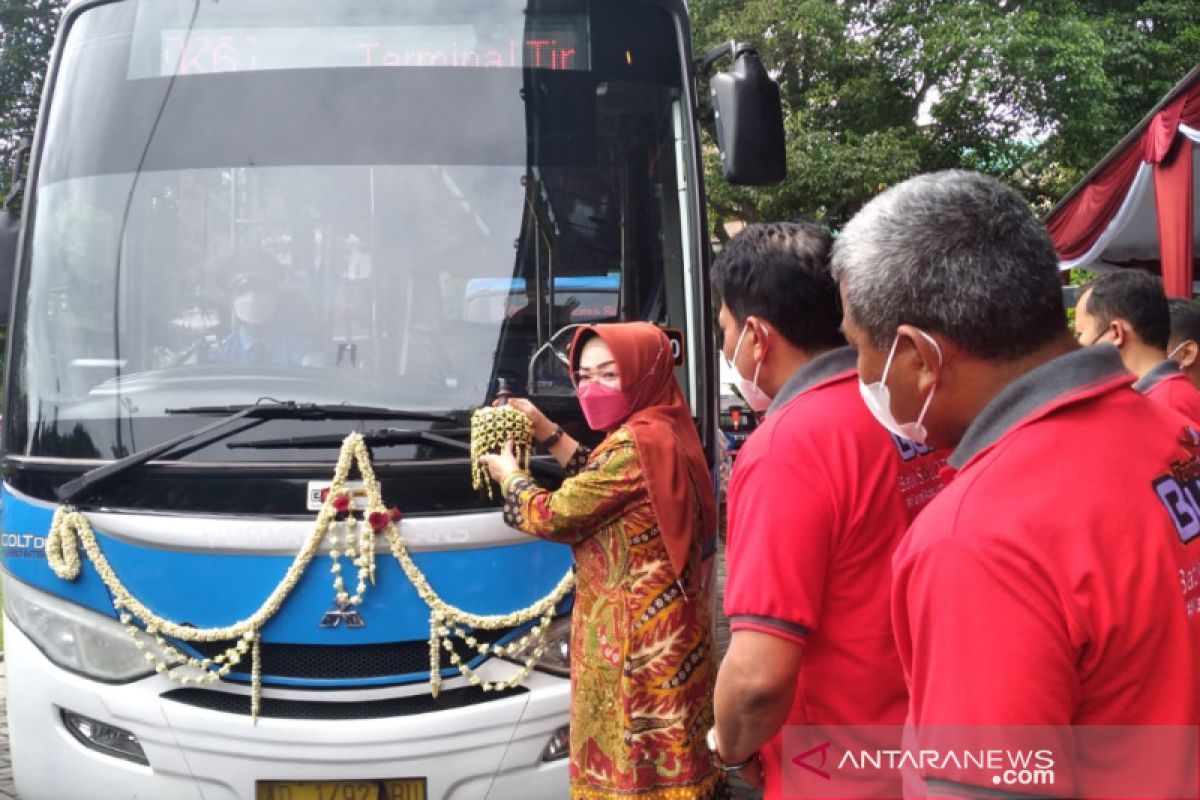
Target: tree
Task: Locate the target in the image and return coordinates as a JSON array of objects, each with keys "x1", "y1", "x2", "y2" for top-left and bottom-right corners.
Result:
[
  {"x1": 0, "y1": 0, "x2": 65, "y2": 202},
  {"x1": 1, "y1": 1, "x2": 1197, "y2": 228},
  {"x1": 692, "y1": 0, "x2": 1200, "y2": 236}
]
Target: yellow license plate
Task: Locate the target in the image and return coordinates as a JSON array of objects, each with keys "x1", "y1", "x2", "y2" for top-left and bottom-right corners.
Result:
[{"x1": 255, "y1": 778, "x2": 427, "y2": 800}]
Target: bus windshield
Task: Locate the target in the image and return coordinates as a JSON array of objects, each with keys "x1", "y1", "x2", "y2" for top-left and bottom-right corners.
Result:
[{"x1": 9, "y1": 0, "x2": 695, "y2": 461}]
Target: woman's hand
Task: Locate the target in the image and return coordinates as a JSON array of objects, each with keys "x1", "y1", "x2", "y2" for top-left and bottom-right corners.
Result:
[
  {"x1": 478, "y1": 439, "x2": 521, "y2": 486},
  {"x1": 495, "y1": 397, "x2": 555, "y2": 441}
]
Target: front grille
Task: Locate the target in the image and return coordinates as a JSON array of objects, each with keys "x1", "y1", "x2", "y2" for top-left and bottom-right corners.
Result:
[
  {"x1": 183, "y1": 627, "x2": 517, "y2": 682},
  {"x1": 162, "y1": 684, "x2": 527, "y2": 719}
]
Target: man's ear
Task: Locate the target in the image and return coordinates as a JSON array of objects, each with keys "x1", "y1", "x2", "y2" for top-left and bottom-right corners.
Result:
[
  {"x1": 896, "y1": 323, "x2": 945, "y2": 393},
  {"x1": 1109, "y1": 320, "x2": 1128, "y2": 349},
  {"x1": 1181, "y1": 340, "x2": 1200, "y2": 369},
  {"x1": 745, "y1": 316, "x2": 770, "y2": 362}
]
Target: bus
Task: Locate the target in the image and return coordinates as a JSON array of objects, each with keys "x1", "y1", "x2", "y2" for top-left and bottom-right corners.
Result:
[{"x1": 0, "y1": 1, "x2": 784, "y2": 798}]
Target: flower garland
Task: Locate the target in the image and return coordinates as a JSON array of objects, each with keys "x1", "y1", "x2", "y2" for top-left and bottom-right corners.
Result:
[
  {"x1": 44, "y1": 432, "x2": 574, "y2": 720},
  {"x1": 469, "y1": 405, "x2": 533, "y2": 498}
]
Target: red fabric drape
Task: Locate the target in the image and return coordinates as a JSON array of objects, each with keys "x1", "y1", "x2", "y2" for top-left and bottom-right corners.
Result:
[
  {"x1": 1047, "y1": 76, "x2": 1200, "y2": 266},
  {"x1": 1154, "y1": 136, "x2": 1195, "y2": 297},
  {"x1": 1146, "y1": 93, "x2": 1192, "y2": 163},
  {"x1": 1045, "y1": 144, "x2": 1144, "y2": 262}
]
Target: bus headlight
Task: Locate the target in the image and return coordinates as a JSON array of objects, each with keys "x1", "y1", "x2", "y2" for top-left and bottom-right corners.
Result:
[
  {"x1": 3, "y1": 576, "x2": 179, "y2": 682},
  {"x1": 503, "y1": 614, "x2": 571, "y2": 677}
]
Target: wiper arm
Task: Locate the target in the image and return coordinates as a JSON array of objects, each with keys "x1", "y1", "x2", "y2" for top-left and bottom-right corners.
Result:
[
  {"x1": 230, "y1": 427, "x2": 565, "y2": 481},
  {"x1": 56, "y1": 402, "x2": 455, "y2": 505},
  {"x1": 228, "y1": 428, "x2": 472, "y2": 452},
  {"x1": 166, "y1": 402, "x2": 456, "y2": 424}
]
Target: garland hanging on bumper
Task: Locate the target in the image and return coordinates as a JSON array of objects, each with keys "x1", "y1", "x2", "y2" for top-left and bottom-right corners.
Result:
[{"x1": 45, "y1": 432, "x2": 574, "y2": 721}]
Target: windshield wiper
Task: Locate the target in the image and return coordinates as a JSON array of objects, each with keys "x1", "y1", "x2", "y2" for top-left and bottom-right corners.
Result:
[
  {"x1": 231, "y1": 427, "x2": 565, "y2": 481},
  {"x1": 228, "y1": 428, "x2": 472, "y2": 452},
  {"x1": 57, "y1": 402, "x2": 454, "y2": 505},
  {"x1": 166, "y1": 402, "x2": 456, "y2": 424}
]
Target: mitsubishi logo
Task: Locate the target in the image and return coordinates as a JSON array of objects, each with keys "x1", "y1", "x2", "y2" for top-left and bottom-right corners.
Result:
[{"x1": 319, "y1": 599, "x2": 365, "y2": 628}]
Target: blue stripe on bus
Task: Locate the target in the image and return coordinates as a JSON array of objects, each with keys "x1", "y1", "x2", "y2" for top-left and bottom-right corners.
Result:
[{"x1": 0, "y1": 489, "x2": 574, "y2": 650}]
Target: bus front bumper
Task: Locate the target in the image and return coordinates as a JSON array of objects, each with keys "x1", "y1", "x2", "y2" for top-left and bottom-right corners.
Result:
[{"x1": 4, "y1": 620, "x2": 571, "y2": 800}]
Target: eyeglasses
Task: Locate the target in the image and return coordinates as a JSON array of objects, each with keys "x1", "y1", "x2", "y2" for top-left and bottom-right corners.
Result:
[{"x1": 573, "y1": 367, "x2": 620, "y2": 386}]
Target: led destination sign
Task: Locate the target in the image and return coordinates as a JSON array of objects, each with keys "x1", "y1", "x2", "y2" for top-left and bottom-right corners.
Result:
[{"x1": 158, "y1": 21, "x2": 589, "y2": 76}]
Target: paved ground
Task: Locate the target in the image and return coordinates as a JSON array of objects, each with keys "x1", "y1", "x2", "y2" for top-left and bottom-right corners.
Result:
[
  {"x1": 715, "y1": 550, "x2": 762, "y2": 800},
  {"x1": 0, "y1": 659, "x2": 13, "y2": 799}
]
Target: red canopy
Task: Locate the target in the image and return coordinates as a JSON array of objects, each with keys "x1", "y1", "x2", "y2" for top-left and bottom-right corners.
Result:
[{"x1": 1046, "y1": 65, "x2": 1200, "y2": 296}]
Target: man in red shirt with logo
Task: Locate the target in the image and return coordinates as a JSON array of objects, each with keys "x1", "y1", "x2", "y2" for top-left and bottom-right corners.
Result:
[
  {"x1": 708, "y1": 221, "x2": 946, "y2": 798},
  {"x1": 833, "y1": 170, "x2": 1200, "y2": 797},
  {"x1": 1074, "y1": 270, "x2": 1200, "y2": 424}
]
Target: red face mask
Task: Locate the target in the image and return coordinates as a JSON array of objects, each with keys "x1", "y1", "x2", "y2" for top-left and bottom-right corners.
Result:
[{"x1": 577, "y1": 382, "x2": 632, "y2": 432}]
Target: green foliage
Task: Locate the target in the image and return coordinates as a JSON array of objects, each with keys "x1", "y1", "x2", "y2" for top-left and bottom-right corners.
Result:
[
  {"x1": 1068, "y1": 268, "x2": 1099, "y2": 288},
  {"x1": 692, "y1": 0, "x2": 1200, "y2": 233},
  {"x1": 0, "y1": 0, "x2": 65, "y2": 203}
]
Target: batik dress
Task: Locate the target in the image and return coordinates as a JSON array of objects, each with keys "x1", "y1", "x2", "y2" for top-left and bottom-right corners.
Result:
[{"x1": 501, "y1": 427, "x2": 727, "y2": 800}]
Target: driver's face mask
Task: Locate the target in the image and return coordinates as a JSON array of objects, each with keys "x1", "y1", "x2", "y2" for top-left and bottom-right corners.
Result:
[{"x1": 234, "y1": 291, "x2": 277, "y2": 327}]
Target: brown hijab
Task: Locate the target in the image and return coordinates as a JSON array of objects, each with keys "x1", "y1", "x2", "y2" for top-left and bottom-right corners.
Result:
[{"x1": 570, "y1": 322, "x2": 718, "y2": 580}]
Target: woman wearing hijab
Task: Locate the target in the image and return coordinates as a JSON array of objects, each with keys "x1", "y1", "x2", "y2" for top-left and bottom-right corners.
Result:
[{"x1": 479, "y1": 322, "x2": 726, "y2": 800}]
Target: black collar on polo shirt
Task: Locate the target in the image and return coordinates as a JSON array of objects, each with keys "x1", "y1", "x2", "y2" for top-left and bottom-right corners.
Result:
[
  {"x1": 949, "y1": 344, "x2": 1130, "y2": 469},
  {"x1": 1132, "y1": 358, "x2": 1183, "y2": 394},
  {"x1": 767, "y1": 345, "x2": 858, "y2": 415}
]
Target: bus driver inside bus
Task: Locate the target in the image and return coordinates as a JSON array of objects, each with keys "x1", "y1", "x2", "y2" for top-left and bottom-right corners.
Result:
[{"x1": 206, "y1": 255, "x2": 321, "y2": 367}]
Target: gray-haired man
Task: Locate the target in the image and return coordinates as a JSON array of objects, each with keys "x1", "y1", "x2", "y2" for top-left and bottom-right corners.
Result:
[{"x1": 832, "y1": 170, "x2": 1200, "y2": 797}]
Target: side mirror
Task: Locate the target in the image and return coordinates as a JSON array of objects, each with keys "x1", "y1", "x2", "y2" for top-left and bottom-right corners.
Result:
[
  {"x1": 0, "y1": 208, "x2": 18, "y2": 326},
  {"x1": 705, "y1": 43, "x2": 786, "y2": 186},
  {"x1": 527, "y1": 323, "x2": 582, "y2": 397},
  {"x1": 0, "y1": 140, "x2": 30, "y2": 327}
]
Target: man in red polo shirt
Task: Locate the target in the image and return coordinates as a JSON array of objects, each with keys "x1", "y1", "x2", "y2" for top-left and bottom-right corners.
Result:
[
  {"x1": 708, "y1": 221, "x2": 946, "y2": 798},
  {"x1": 1074, "y1": 270, "x2": 1200, "y2": 424},
  {"x1": 833, "y1": 170, "x2": 1200, "y2": 797}
]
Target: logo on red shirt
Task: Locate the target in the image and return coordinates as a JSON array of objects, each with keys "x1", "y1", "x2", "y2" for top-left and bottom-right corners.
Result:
[
  {"x1": 890, "y1": 434, "x2": 933, "y2": 462},
  {"x1": 1151, "y1": 427, "x2": 1200, "y2": 544}
]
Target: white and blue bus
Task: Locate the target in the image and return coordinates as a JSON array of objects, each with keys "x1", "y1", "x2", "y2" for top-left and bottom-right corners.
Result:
[{"x1": 0, "y1": 1, "x2": 783, "y2": 798}]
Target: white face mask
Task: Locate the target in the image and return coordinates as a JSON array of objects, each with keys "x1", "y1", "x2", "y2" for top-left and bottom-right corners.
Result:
[
  {"x1": 726, "y1": 322, "x2": 773, "y2": 412},
  {"x1": 234, "y1": 291, "x2": 277, "y2": 326},
  {"x1": 858, "y1": 329, "x2": 942, "y2": 445},
  {"x1": 1167, "y1": 341, "x2": 1187, "y2": 362}
]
